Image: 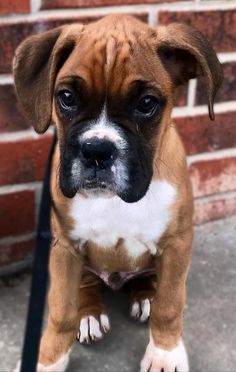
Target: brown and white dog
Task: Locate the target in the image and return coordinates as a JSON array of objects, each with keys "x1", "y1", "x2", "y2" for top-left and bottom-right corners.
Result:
[{"x1": 13, "y1": 14, "x2": 222, "y2": 372}]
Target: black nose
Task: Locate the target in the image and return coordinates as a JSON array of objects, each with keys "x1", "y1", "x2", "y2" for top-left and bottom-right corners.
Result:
[{"x1": 81, "y1": 139, "x2": 117, "y2": 169}]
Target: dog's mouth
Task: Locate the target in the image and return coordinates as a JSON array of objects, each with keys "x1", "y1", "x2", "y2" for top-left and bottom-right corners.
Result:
[
  {"x1": 83, "y1": 178, "x2": 113, "y2": 192},
  {"x1": 84, "y1": 180, "x2": 108, "y2": 190},
  {"x1": 81, "y1": 167, "x2": 115, "y2": 189},
  {"x1": 80, "y1": 178, "x2": 115, "y2": 198}
]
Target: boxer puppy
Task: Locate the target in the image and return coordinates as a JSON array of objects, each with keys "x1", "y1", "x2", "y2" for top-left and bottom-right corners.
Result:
[{"x1": 13, "y1": 14, "x2": 222, "y2": 372}]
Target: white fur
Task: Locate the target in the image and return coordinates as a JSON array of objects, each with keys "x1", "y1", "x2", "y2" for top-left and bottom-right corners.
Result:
[
  {"x1": 100, "y1": 314, "x2": 110, "y2": 332},
  {"x1": 78, "y1": 314, "x2": 110, "y2": 344},
  {"x1": 81, "y1": 108, "x2": 127, "y2": 150},
  {"x1": 141, "y1": 336, "x2": 189, "y2": 372},
  {"x1": 71, "y1": 160, "x2": 81, "y2": 178},
  {"x1": 14, "y1": 356, "x2": 70, "y2": 372},
  {"x1": 131, "y1": 301, "x2": 140, "y2": 318},
  {"x1": 69, "y1": 180, "x2": 176, "y2": 259},
  {"x1": 131, "y1": 298, "x2": 151, "y2": 322},
  {"x1": 37, "y1": 351, "x2": 70, "y2": 372}
]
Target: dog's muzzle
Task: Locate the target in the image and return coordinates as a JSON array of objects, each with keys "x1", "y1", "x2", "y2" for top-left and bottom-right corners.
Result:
[{"x1": 59, "y1": 121, "x2": 153, "y2": 202}]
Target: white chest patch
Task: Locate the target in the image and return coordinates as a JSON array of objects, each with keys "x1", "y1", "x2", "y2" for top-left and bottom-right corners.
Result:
[{"x1": 69, "y1": 180, "x2": 176, "y2": 259}]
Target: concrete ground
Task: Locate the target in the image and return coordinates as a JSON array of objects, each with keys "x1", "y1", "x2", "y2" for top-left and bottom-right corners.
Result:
[{"x1": 0, "y1": 216, "x2": 236, "y2": 372}]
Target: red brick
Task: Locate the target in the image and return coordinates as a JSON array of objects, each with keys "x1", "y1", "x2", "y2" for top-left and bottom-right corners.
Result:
[
  {"x1": 0, "y1": 238, "x2": 34, "y2": 266},
  {"x1": 0, "y1": 14, "x2": 147, "y2": 74},
  {"x1": 41, "y1": 0, "x2": 182, "y2": 9},
  {"x1": 0, "y1": 135, "x2": 53, "y2": 186},
  {"x1": 158, "y1": 10, "x2": 236, "y2": 52},
  {"x1": 0, "y1": 84, "x2": 30, "y2": 133},
  {"x1": 0, "y1": 191, "x2": 35, "y2": 238},
  {"x1": 175, "y1": 112, "x2": 236, "y2": 155},
  {"x1": 190, "y1": 157, "x2": 236, "y2": 198},
  {"x1": 194, "y1": 194, "x2": 236, "y2": 225},
  {"x1": 196, "y1": 62, "x2": 236, "y2": 105},
  {"x1": 0, "y1": 0, "x2": 30, "y2": 14},
  {"x1": 174, "y1": 85, "x2": 188, "y2": 107}
]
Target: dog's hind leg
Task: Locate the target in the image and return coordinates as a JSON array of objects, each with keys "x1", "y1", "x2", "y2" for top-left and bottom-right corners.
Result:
[
  {"x1": 77, "y1": 272, "x2": 110, "y2": 344},
  {"x1": 37, "y1": 239, "x2": 82, "y2": 372},
  {"x1": 129, "y1": 274, "x2": 156, "y2": 322}
]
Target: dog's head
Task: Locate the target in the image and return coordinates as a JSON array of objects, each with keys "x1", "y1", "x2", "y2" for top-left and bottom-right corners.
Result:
[{"x1": 13, "y1": 15, "x2": 222, "y2": 203}]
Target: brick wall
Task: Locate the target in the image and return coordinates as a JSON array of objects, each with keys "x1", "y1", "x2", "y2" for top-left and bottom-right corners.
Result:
[{"x1": 0, "y1": 0, "x2": 236, "y2": 269}]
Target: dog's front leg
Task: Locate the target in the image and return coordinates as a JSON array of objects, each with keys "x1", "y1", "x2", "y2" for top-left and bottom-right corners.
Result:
[
  {"x1": 37, "y1": 239, "x2": 82, "y2": 372},
  {"x1": 141, "y1": 231, "x2": 192, "y2": 372}
]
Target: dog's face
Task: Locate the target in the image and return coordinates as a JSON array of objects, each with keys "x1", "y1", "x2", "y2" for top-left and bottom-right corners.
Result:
[
  {"x1": 13, "y1": 15, "x2": 222, "y2": 202},
  {"x1": 54, "y1": 21, "x2": 171, "y2": 202}
]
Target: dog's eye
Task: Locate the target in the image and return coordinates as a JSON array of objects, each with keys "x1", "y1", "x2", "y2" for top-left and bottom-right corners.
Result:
[
  {"x1": 136, "y1": 96, "x2": 158, "y2": 116},
  {"x1": 58, "y1": 90, "x2": 77, "y2": 110}
]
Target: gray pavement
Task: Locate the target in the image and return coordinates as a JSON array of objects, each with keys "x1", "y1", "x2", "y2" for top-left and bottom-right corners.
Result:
[{"x1": 0, "y1": 216, "x2": 236, "y2": 372}]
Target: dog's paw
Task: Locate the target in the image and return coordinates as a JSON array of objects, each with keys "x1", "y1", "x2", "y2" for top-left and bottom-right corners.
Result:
[
  {"x1": 37, "y1": 349, "x2": 71, "y2": 372},
  {"x1": 140, "y1": 338, "x2": 189, "y2": 372},
  {"x1": 130, "y1": 298, "x2": 151, "y2": 322},
  {"x1": 14, "y1": 352, "x2": 70, "y2": 372},
  {"x1": 77, "y1": 314, "x2": 110, "y2": 344}
]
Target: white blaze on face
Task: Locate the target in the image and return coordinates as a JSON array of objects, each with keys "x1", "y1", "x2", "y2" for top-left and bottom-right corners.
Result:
[{"x1": 81, "y1": 107, "x2": 127, "y2": 150}]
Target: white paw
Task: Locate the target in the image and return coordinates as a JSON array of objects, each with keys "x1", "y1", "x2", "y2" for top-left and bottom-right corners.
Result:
[
  {"x1": 37, "y1": 350, "x2": 70, "y2": 372},
  {"x1": 141, "y1": 337, "x2": 189, "y2": 372},
  {"x1": 77, "y1": 314, "x2": 110, "y2": 344},
  {"x1": 131, "y1": 298, "x2": 151, "y2": 322},
  {"x1": 14, "y1": 350, "x2": 70, "y2": 372},
  {"x1": 37, "y1": 350, "x2": 70, "y2": 371}
]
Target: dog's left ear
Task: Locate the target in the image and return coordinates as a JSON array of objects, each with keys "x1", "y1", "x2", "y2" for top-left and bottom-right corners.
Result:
[{"x1": 157, "y1": 23, "x2": 223, "y2": 120}]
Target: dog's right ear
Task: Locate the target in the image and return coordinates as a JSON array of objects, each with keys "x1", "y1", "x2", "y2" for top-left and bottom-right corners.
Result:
[{"x1": 13, "y1": 26, "x2": 78, "y2": 133}]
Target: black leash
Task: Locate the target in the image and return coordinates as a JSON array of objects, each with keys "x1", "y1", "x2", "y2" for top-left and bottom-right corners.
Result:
[{"x1": 20, "y1": 132, "x2": 57, "y2": 372}]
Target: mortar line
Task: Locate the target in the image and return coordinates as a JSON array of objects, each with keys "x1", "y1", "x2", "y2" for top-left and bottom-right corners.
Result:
[
  {"x1": 187, "y1": 79, "x2": 197, "y2": 108},
  {"x1": 148, "y1": 9, "x2": 158, "y2": 27},
  {"x1": 0, "y1": 232, "x2": 35, "y2": 245},
  {"x1": 30, "y1": 0, "x2": 41, "y2": 13},
  {"x1": 0, "y1": 182, "x2": 42, "y2": 195},
  {"x1": 0, "y1": 129, "x2": 53, "y2": 142},
  {"x1": 173, "y1": 101, "x2": 236, "y2": 117},
  {"x1": 187, "y1": 148, "x2": 236, "y2": 165},
  {"x1": 194, "y1": 189, "x2": 236, "y2": 203},
  {"x1": 1, "y1": 1, "x2": 236, "y2": 23}
]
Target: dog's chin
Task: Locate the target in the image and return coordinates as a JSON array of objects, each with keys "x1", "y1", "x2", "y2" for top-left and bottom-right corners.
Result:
[
  {"x1": 79, "y1": 186, "x2": 149, "y2": 203},
  {"x1": 80, "y1": 186, "x2": 115, "y2": 199},
  {"x1": 60, "y1": 177, "x2": 151, "y2": 203}
]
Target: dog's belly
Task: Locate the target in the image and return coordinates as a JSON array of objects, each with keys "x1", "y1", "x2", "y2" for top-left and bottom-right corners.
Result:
[{"x1": 69, "y1": 180, "x2": 176, "y2": 260}]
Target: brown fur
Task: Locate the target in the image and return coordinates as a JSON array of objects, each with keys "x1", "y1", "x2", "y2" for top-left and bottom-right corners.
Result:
[{"x1": 13, "y1": 14, "x2": 222, "y2": 369}]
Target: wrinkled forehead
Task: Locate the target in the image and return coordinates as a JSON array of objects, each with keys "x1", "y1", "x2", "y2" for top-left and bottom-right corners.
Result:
[{"x1": 56, "y1": 23, "x2": 170, "y2": 97}]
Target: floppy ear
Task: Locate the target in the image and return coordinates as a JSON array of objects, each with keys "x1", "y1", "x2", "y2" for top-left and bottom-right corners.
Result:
[
  {"x1": 13, "y1": 26, "x2": 77, "y2": 133},
  {"x1": 157, "y1": 23, "x2": 223, "y2": 120}
]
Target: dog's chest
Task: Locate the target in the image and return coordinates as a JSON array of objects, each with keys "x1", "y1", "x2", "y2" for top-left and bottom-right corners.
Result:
[{"x1": 69, "y1": 181, "x2": 176, "y2": 259}]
